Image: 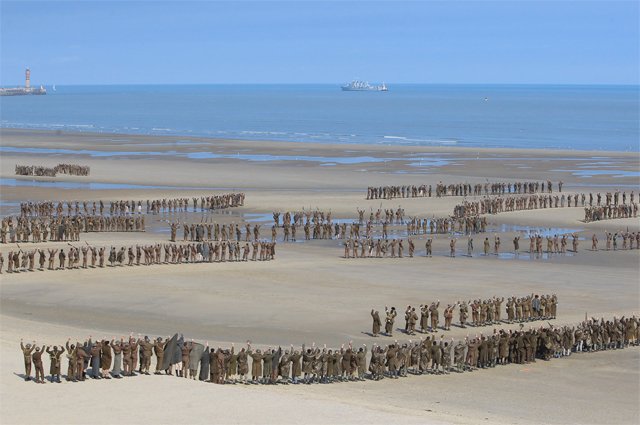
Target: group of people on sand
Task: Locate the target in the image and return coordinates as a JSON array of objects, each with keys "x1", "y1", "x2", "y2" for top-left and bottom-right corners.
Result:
[
  {"x1": 342, "y1": 233, "x2": 583, "y2": 259},
  {"x1": 19, "y1": 314, "x2": 638, "y2": 385},
  {"x1": 584, "y1": 203, "x2": 638, "y2": 222},
  {"x1": 592, "y1": 232, "x2": 640, "y2": 251},
  {"x1": 371, "y1": 294, "x2": 557, "y2": 337},
  {"x1": 17, "y1": 194, "x2": 245, "y2": 218},
  {"x1": 454, "y1": 191, "x2": 636, "y2": 219},
  {"x1": 453, "y1": 193, "x2": 587, "y2": 218},
  {"x1": 0, "y1": 215, "x2": 145, "y2": 244},
  {"x1": 1, "y1": 239, "x2": 276, "y2": 273},
  {"x1": 366, "y1": 180, "x2": 562, "y2": 200},
  {"x1": 14, "y1": 163, "x2": 90, "y2": 177}
]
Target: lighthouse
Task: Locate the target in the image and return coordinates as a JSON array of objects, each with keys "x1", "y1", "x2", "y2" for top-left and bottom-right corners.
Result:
[{"x1": 25, "y1": 68, "x2": 31, "y2": 89}]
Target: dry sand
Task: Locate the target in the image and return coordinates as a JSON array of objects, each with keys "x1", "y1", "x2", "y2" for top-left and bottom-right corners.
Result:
[{"x1": 0, "y1": 129, "x2": 639, "y2": 425}]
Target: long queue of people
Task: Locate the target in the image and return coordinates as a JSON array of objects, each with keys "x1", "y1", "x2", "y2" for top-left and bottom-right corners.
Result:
[
  {"x1": 371, "y1": 294, "x2": 558, "y2": 337},
  {"x1": 0, "y1": 215, "x2": 146, "y2": 244},
  {"x1": 18, "y1": 193, "x2": 245, "y2": 218},
  {"x1": 0, "y1": 240, "x2": 276, "y2": 274},
  {"x1": 18, "y1": 315, "x2": 639, "y2": 385},
  {"x1": 454, "y1": 191, "x2": 637, "y2": 218},
  {"x1": 454, "y1": 193, "x2": 584, "y2": 218},
  {"x1": 584, "y1": 203, "x2": 638, "y2": 222},
  {"x1": 366, "y1": 180, "x2": 562, "y2": 200},
  {"x1": 15, "y1": 163, "x2": 90, "y2": 177}
]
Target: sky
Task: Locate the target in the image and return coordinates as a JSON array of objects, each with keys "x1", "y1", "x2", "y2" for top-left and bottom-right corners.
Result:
[{"x1": 1, "y1": 0, "x2": 638, "y2": 85}]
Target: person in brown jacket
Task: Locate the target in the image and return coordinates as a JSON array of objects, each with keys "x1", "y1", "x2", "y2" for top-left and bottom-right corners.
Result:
[
  {"x1": 153, "y1": 337, "x2": 167, "y2": 375},
  {"x1": 371, "y1": 309, "x2": 381, "y2": 337},
  {"x1": 65, "y1": 340, "x2": 77, "y2": 381},
  {"x1": 181, "y1": 340, "x2": 193, "y2": 378},
  {"x1": 237, "y1": 344, "x2": 249, "y2": 384},
  {"x1": 247, "y1": 345, "x2": 263, "y2": 383},
  {"x1": 100, "y1": 339, "x2": 112, "y2": 379},
  {"x1": 20, "y1": 339, "x2": 36, "y2": 381},
  {"x1": 139, "y1": 336, "x2": 154, "y2": 375},
  {"x1": 32, "y1": 345, "x2": 46, "y2": 383},
  {"x1": 122, "y1": 341, "x2": 132, "y2": 376},
  {"x1": 74, "y1": 344, "x2": 89, "y2": 381},
  {"x1": 130, "y1": 336, "x2": 140, "y2": 376},
  {"x1": 289, "y1": 345, "x2": 302, "y2": 384},
  {"x1": 46, "y1": 345, "x2": 65, "y2": 383}
]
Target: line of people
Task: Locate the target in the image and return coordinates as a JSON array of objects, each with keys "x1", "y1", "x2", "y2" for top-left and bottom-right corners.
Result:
[
  {"x1": 0, "y1": 240, "x2": 276, "y2": 273},
  {"x1": 0, "y1": 214, "x2": 145, "y2": 244},
  {"x1": 18, "y1": 315, "x2": 639, "y2": 385},
  {"x1": 17, "y1": 193, "x2": 246, "y2": 218},
  {"x1": 453, "y1": 193, "x2": 587, "y2": 218},
  {"x1": 14, "y1": 163, "x2": 90, "y2": 177},
  {"x1": 583, "y1": 203, "x2": 638, "y2": 222},
  {"x1": 371, "y1": 294, "x2": 557, "y2": 337},
  {"x1": 366, "y1": 180, "x2": 562, "y2": 200}
]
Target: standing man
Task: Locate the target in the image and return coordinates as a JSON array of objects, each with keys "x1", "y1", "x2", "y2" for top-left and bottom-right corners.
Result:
[{"x1": 20, "y1": 339, "x2": 36, "y2": 381}]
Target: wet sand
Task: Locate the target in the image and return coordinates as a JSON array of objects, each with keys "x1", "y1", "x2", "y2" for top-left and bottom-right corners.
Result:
[{"x1": 0, "y1": 129, "x2": 639, "y2": 425}]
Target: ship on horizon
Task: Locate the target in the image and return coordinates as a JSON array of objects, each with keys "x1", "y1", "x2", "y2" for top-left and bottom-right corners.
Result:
[
  {"x1": 0, "y1": 68, "x2": 46, "y2": 96},
  {"x1": 341, "y1": 80, "x2": 388, "y2": 92}
]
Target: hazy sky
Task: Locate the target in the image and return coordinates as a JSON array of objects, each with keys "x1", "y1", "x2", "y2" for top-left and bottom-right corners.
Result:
[{"x1": 1, "y1": 0, "x2": 638, "y2": 85}]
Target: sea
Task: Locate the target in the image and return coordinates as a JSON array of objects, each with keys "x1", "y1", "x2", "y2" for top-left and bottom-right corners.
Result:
[{"x1": 1, "y1": 84, "x2": 638, "y2": 152}]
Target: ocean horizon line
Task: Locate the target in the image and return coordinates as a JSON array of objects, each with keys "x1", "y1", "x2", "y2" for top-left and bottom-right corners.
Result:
[{"x1": 2, "y1": 82, "x2": 639, "y2": 88}]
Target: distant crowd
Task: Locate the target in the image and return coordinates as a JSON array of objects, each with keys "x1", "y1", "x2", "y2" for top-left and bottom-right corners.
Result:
[
  {"x1": 15, "y1": 163, "x2": 90, "y2": 177},
  {"x1": 366, "y1": 180, "x2": 563, "y2": 200},
  {"x1": 18, "y1": 194, "x2": 245, "y2": 217}
]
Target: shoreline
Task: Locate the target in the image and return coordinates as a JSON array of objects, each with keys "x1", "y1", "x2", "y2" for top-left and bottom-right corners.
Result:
[{"x1": 2, "y1": 127, "x2": 639, "y2": 157}]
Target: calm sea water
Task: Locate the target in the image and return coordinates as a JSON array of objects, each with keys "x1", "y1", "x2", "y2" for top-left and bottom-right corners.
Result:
[{"x1": 1, "y1": 84, "x2": 638, "y2": 151}]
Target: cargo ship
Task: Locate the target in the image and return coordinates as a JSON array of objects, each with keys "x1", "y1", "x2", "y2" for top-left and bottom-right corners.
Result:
[
  {"x1": 341, "y1": 80, "x2": 388, "y2": 91},
  {"x1": 0, "y1": 68, "x2": 46, "y2": 96}
]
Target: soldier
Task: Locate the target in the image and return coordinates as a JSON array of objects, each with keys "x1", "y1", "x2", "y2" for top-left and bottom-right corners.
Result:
[
  {"x1": 456, "y1": 301, "x2": 467, "y2": 328},
  {"x1": 181, "y1": 340, "x2": 193, "y2": 378},
  {"x1": 483, "y1": 237, "x2": 490, "y2": 255},
  {"x1": 385, "y1": 307, "x2": 397, "y2": 336},
  {"x1": 429, "y1": 301, "x2": 441, "y2": 332},
  {"x1": 153, "y1": 337, "x2": 167, "y2": 374},
  {"x1": 46, "y1": 345, "x2": 65, "y2": 383},
  {"x1": 371, "y1": 309, "x2": 381, "y2": 337},
  {"x1": 32, "y1": 344, "x2": 46, "y2": 384},
  {"x1": 425, "y1": 238, "x2": 432, "y2": 257},
  {"x1": 467, "y1": 237, "x2": 473, "y2": 257},
  {"x1": 444, "y1": 304, "x2": 456, "y2": 330},
  {"x1": 449, "y1": 238, "x2": 456, "y2": 257},
  {"x1": 20, "y1": 339, "x2": 36, "y2": 381}
]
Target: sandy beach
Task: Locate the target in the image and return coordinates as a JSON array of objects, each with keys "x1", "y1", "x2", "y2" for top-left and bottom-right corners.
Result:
[{"x1": 0, "y1": 129, "x2": 639, "y2": 425}]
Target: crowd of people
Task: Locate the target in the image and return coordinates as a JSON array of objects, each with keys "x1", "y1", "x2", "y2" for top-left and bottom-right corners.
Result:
[
  {"x1": 366, "y1": 180, "x2": 562, "y2": 200},
  {"x1": 454, "y1": 191, "x2": 636, "y2": 218},
  {"x1": 371, "y1": 294, "x2": 557, "y2": 337},
  {"x1": 0, "y1": 215, "x2": 146, "y2": 244},
  {"x1": 1, "y1": 239, "x2": 277, "y2": 273},
  {"x1": 453, "y1": 193, "x2": 586, "y2": 218},
  {"x1": 18, "y1": 314, "x2": 638, "y2": 385},
  {"x1": 593, "y1": 232, "x2": 640, "y2": 251},
  {"x1": 583, "y1": 203, "x2": 638, "y2": 222},
  {"x1": 14, "y1": 163, "x2": 90, "y2": 177},
  {"x1": 17, "y1": 193, "x2": 245, "y2": 218},
  {"x1": 341, "y1": 233, "x2": 582, "y2": 259}
]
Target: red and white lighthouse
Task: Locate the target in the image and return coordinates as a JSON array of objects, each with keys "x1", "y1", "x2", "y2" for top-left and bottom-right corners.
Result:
[{"x1": 25, "y1": 68, "x2": 31, "y2": 89}]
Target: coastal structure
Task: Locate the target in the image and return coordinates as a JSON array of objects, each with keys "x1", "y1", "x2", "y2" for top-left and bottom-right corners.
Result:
[{"x1": 0, "y1": 68, "x2": 46, "y2": 96}]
